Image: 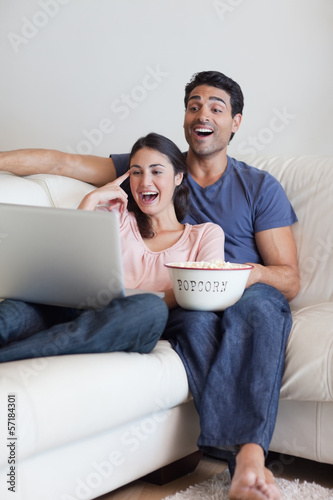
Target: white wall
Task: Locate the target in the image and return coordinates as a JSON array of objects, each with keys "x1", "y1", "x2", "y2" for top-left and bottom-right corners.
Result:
[{"x1": 1, "y1": 0, "x2": 332, "y2": 160}]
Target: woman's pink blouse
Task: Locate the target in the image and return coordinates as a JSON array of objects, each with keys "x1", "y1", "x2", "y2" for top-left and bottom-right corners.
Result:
[{"x1": 119, "y1": 211, "x2": 225, "y2": 291}]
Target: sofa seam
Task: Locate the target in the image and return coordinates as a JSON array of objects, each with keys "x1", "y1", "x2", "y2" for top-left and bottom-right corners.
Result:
[
  {"x1": 315, "y1": 402, "x2": 322, "y2": 462},
  {"x1": 327, "y1": 335, "x2": 333, "y2": 399},
  {"x1": 28, "y1": 177, "x2": 56, "y2": 207}
]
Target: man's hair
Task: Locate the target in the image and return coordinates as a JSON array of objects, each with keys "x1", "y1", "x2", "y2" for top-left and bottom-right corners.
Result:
[
  {"x1": 184, "y1": 70, "x2": 244, "y2": 117},
  {"x1": 127, "y1": 132, "x2": 190, "y2": 238}
]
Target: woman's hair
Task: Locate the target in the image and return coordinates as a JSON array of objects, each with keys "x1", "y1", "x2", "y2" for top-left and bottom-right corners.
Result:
[{"x1": 127, "y1": 132, "x2": 190, "y2": 239}]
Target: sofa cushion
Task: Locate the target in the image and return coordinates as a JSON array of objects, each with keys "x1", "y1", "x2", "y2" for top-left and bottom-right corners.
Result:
[
  {"x1": 27, "y1": 173, "x2": 96, "y2": 208},
  {"x1": 280, "y1": 302, "x2": 333, "y2": 402},
  {"x1": 0, "y1": 341, "x2": 190, "y2": 464},
  {"x1": 248, "y1": 155, "x2": 333, "y2": 310},
  {"x1": 0, "y1": 172, "x2": 95, "y2": 208},
  {"x1": 0, "y1": 172, "x2": 53, "y2": 206},
  {"x1": 270, "y1": 400, "x2": 333, "y2": 464}
]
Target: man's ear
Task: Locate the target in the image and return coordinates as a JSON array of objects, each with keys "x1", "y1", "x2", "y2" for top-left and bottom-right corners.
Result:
[
  {"x1": 232, "y1": 113, "x2": 242, "y2": 134},
  {"x1": 175, "y1": 172, "x2": 183, "y2": 186}
]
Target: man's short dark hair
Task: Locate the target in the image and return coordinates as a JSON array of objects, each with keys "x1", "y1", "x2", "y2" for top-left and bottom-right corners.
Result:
[{"x1": 184, "y1": 70, "x2": 244, "y2": 117}]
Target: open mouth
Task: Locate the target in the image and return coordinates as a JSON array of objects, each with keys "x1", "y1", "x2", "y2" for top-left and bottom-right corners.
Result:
[
  {"x1": 140, "y1": 192, "x2": 158, "y2": 203},
  {"x1": 194, "y1": 127, "x2": 214, "y2": 138}
]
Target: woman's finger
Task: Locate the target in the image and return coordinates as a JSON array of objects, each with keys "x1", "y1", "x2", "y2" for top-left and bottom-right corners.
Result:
[{"x1": 113, "y1": 170, "x2": 130, "y2": 186}]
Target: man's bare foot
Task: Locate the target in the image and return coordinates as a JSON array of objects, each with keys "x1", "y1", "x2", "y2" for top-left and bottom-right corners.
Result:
[{"x1": 228, "y1": 444, "x2": 282, "y2": 500}]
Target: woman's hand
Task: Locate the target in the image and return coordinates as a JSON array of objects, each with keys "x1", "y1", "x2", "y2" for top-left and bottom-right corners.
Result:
[
  {"x1": 78, "y1": 171, "x2": 130, "y2": 212},
  {"x1": 163, "y1": 288, "x2": 179, "y2": 310}
]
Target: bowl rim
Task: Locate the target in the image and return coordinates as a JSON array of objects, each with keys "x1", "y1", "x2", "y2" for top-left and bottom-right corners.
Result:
[{"x1": 164, "y1": 263, "x2": 254, "y2": 271}]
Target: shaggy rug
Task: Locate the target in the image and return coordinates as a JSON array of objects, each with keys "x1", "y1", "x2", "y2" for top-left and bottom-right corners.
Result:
[{"x1": 162, "y1": 470, "x2": 333, "y2": 499}]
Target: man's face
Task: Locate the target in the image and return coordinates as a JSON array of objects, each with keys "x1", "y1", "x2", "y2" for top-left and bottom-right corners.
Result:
[{"x1": 183, "y1": 85, "x2": 241, "y2": 158}]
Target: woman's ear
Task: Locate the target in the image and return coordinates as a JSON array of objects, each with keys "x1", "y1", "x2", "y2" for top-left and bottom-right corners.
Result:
[{"x1": 175, "y1": 172, "x2": 183, "y2": 186}]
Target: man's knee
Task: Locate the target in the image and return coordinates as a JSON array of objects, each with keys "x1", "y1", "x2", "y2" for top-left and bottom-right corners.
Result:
[
  {"x1": 224, "y1": 284, "x2": 292, "y2": 342},
  {"x1": 237, "y1": 284, "x2": 290, "y2": 314}
]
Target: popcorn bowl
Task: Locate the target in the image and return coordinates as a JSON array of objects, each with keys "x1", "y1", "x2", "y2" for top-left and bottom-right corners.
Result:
[{"x1": 165, "y1": 260, "x2": 253, "y2": 311}]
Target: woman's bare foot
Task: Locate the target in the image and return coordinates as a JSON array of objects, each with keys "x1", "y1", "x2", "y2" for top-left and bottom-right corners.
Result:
[{"x1": 228, "y1": 444, "x2": 282, "y2": 500}]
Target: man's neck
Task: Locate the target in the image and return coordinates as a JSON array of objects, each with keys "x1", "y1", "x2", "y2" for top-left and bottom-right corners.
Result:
[{"x1": 186, "y1": 149, "x2": 228, "y2": 188}]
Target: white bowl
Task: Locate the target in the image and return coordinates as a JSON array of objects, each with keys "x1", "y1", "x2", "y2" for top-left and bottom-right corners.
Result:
[{"x1": 165, "y1": 262, "x2": 253, "y2": 311}]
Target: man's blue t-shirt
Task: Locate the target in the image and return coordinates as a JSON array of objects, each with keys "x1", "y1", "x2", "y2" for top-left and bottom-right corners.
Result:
[{"x1": 111, "y1": 153, "x2": 297, "y2": 264}]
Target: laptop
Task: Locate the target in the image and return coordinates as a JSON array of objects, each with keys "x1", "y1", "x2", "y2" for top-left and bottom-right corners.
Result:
[{"x1": 0, "y1": 203, "x2": 132, "y2": 309}]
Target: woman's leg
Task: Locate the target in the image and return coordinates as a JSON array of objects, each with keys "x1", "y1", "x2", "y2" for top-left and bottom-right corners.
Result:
[
  {"x1": 0, "y1": 299, "x2": 78, "y2": 346},
  {"x1": 0, "y1": 294, "x2": 168, "y2": 363}
]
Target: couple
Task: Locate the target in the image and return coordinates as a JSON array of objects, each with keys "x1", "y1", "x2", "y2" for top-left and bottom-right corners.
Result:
[
  {"x1": 0, "y1": 70, "x2": 300, "y2": 500},
  {"x1": 0, "y1": 132, "x2": 224, "y2": 357}
]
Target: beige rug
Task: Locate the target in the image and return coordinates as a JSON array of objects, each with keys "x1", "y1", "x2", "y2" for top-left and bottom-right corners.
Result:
[{"x1": 162, "y1": 470, "x2": 333, "y2": 499}]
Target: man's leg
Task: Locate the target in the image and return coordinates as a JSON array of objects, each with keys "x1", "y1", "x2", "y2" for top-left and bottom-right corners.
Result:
[
  {"x1": 163, "y1": 307, "x2": 222, "y2": 410},
  {"x1": 197, "y1": 283, "x2": 291, "y2": 500},
  {"x1": 197, "y1": 283, "x2": 291, "y2": 454},
  {"x1": 0, "y1": 294, "x2": 168, "y2": 362}
]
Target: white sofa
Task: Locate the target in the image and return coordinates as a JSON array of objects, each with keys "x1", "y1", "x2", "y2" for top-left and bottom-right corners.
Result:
[{"x1": 0, "y1": 155, "x2": 332, "y2": 499}]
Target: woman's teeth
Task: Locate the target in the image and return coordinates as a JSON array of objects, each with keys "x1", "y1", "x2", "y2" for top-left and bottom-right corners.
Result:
[{"x1": 140, "y1": 192, "x2": 158, "y2": 202}]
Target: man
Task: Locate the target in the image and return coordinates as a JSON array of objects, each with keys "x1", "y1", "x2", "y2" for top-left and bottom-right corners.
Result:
[{"x1": 0, "y1": 71, "x2": 299, "y2": 500}]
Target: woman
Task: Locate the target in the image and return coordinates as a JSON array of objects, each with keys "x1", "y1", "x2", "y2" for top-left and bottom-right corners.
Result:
[{"x1": 0, "y1": 133, "x2": 224, "y2": 362}]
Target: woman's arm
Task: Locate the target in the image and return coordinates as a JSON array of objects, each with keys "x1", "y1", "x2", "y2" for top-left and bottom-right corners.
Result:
[
  {"x1": 0, "y1": 149, "x2": 117, "y2": 187},
  {"x1": 196, "y1": 224, "x2": 225, "y2": 262},
  {"x1": 78, "y1": 171, "x2": 130, "y2": 212}
]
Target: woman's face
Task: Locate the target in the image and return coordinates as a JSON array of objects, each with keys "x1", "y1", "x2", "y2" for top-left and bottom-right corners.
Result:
[{"x1": 129, "y1": 147, "x2": 183, "y2": 217}]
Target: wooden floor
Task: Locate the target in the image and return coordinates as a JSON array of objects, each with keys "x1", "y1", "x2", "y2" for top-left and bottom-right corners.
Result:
[{"x1": 97, "y1": 453, "x2": 333, "y2": 500}]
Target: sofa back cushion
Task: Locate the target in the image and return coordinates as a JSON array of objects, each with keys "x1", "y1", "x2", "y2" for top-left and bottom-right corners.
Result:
[
  {"x1": 248, "y1": 155, "x2": 333, "y2": 310},
  {"x1": 0, "y1": 171, "x2": 95, "y2": 208}
]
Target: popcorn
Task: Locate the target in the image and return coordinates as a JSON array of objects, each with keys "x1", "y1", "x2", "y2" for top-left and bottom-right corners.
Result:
[{"x1": 170, "y1": 259, "x2": 248, "y2": 269}]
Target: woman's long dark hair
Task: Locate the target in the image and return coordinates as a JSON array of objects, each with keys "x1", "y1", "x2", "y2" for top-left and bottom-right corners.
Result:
[{"x1": 127, "y1": 133, "x2": 190, "y2": 239}]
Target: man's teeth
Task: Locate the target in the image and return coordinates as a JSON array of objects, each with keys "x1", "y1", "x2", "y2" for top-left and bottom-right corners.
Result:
[{"x1": 195, "y1": 128, "x2": 213, "y2": 135}]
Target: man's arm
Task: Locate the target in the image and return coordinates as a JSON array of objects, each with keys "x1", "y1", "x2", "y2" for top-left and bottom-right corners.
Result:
[
  {"x1": 246, "y1": 226, "x2": 300, "y2": 302},
  {"x1": 0, "y1": 149, "x2": 117, "y2": 187}
]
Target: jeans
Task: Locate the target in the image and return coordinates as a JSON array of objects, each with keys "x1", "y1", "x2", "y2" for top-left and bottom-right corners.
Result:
[
  {"x1": 0, "y1": 294, "x2": 168, "y2": 363},
  {"x1": 163, "y1": 283, "x2": 292, "y2": 462}
]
